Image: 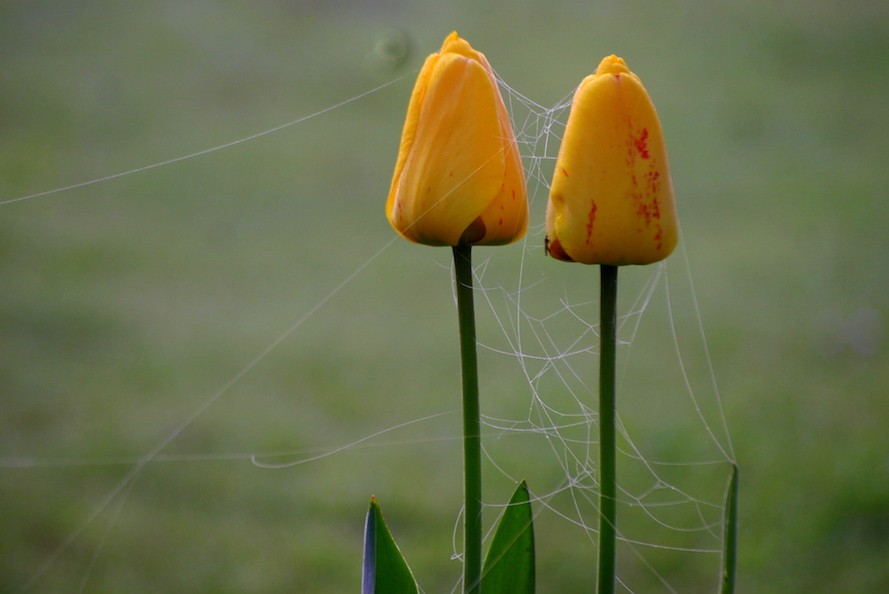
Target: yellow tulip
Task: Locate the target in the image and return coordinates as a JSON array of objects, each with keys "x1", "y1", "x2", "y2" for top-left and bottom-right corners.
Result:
[
  {"x1": 386, "y1": 32, "x2": 528, "y2": 246},
  {"x1": 545, "y1": 55, "x2": 678, "y2": 265}
]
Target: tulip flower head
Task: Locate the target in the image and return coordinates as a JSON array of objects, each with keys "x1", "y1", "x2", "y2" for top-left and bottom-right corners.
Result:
[
  {"x1": 386, "y1": 32, "x2": 528, "y2": 246},
  {"x1": 546, "y1": 55, "x2": 678, "y2": 265}
]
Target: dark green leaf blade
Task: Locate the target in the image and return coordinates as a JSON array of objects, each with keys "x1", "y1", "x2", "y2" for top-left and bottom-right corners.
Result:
[
  {"x1": 362, "y1": 497, "x2": 418, "y2": 594},
  {"x1": 480, "y1": 481, "x2": 535, "y2": 594},
  {"x1": 720, "y1": 464, "x2": 739, "y2": 594}
]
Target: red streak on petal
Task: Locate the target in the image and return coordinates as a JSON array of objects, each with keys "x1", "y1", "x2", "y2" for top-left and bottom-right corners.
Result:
[
  {"x1": 561, "y1": 168, "x2": 569, "y2": 178},
  {"x1": 634, "y1": 128, "x2": 650, "y2": 159},
  {"x1": 586, "y1": 201, "x2": 597, "y2": 244},
  {"x1": 636, "y1": 203, "x2": 650, "y2": 225}
]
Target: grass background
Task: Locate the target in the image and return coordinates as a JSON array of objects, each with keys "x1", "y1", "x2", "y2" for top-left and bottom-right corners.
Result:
[{"x1": 2, "y1": 1, "x2": 888, "y2": 592}]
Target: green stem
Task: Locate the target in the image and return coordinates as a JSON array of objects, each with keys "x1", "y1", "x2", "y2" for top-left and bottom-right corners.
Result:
[
  {"x1": 597, "y1": 264, "x2": 618, "y2": 594},
  {"x1": 453, "y1": 245, "x2": 482, "y2": 594}
]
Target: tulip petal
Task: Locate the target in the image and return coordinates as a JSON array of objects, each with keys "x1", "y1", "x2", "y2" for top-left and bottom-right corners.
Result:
[
  {"x1": 386, "y1": 53, "x2": 439, "y2": 220},
  {"x1": 475, "y1": 108, "x2": 528, "y2": 246},
  {"x1": 389, "y1": 54, "x2": 505, "y2": 245}
]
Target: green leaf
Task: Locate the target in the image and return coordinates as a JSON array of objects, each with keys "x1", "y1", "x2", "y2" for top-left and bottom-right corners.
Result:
[
  {"x1": 480, "y1": 481, "x2": 535, "y2": 594},
  {"x1": 720, "y1": 463, "x2": 739, "y2": 594},
  {"x1": 362, "y1": 497, "x2": 418, "y2": 594}
]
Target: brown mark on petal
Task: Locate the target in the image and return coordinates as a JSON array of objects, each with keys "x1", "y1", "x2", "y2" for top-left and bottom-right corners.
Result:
[
  {"x1": 545, "y1": 235, "x2": 574, "y2": 261},
  {"x1": 459, "y1": 216, "x2": 486, "y2": 245}
]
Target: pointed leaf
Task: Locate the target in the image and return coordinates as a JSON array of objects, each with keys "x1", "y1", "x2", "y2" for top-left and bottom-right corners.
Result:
[
  {"x1": 362, "y1": 497, "x2": 418, "y2": 594},
  {"x1": 720, "y1": 464, "x2": 739, "y2": 594},
  {"x1": 481, "y1": 481, "x2": 535, "y2": 594}
]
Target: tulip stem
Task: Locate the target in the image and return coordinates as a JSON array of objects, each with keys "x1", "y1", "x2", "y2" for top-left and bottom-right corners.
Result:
[
  {"x1": 453, "y1": 244, "x2": 483, "y2": 594},
  {"x1": 597, "y1": 264, "x2": 618, "y2": 594}
]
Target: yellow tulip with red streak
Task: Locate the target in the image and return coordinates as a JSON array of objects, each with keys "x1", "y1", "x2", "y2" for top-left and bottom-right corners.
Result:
[{"x1": 546, "y1": 55, "x2": 678, "y2": 265}]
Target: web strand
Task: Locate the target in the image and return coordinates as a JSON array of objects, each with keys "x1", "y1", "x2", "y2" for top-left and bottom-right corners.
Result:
[{"x1": 0, "y1": 75, "x2": 413, "y2": 208}]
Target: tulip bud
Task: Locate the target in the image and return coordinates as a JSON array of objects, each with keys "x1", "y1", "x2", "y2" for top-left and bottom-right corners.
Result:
[
  {"x1": 545, "y1": 55, "x2": 678, "y2": 265},
  {"x1": 386, "y1": 32, "x2": 528, "y2": 247}
]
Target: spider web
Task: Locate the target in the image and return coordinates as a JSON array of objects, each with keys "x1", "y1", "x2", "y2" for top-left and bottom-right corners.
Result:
[
  {"x1": 459, "y1": 79, "x2": 736, "y2": 593},
  {"x1": 0, "y1": 57, "x2": 736, "y2": 594}
]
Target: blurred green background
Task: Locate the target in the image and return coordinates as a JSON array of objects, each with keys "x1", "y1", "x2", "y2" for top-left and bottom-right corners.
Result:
[{"x1": 2, "y1": 1, "x2": 888, "y2": 592}]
